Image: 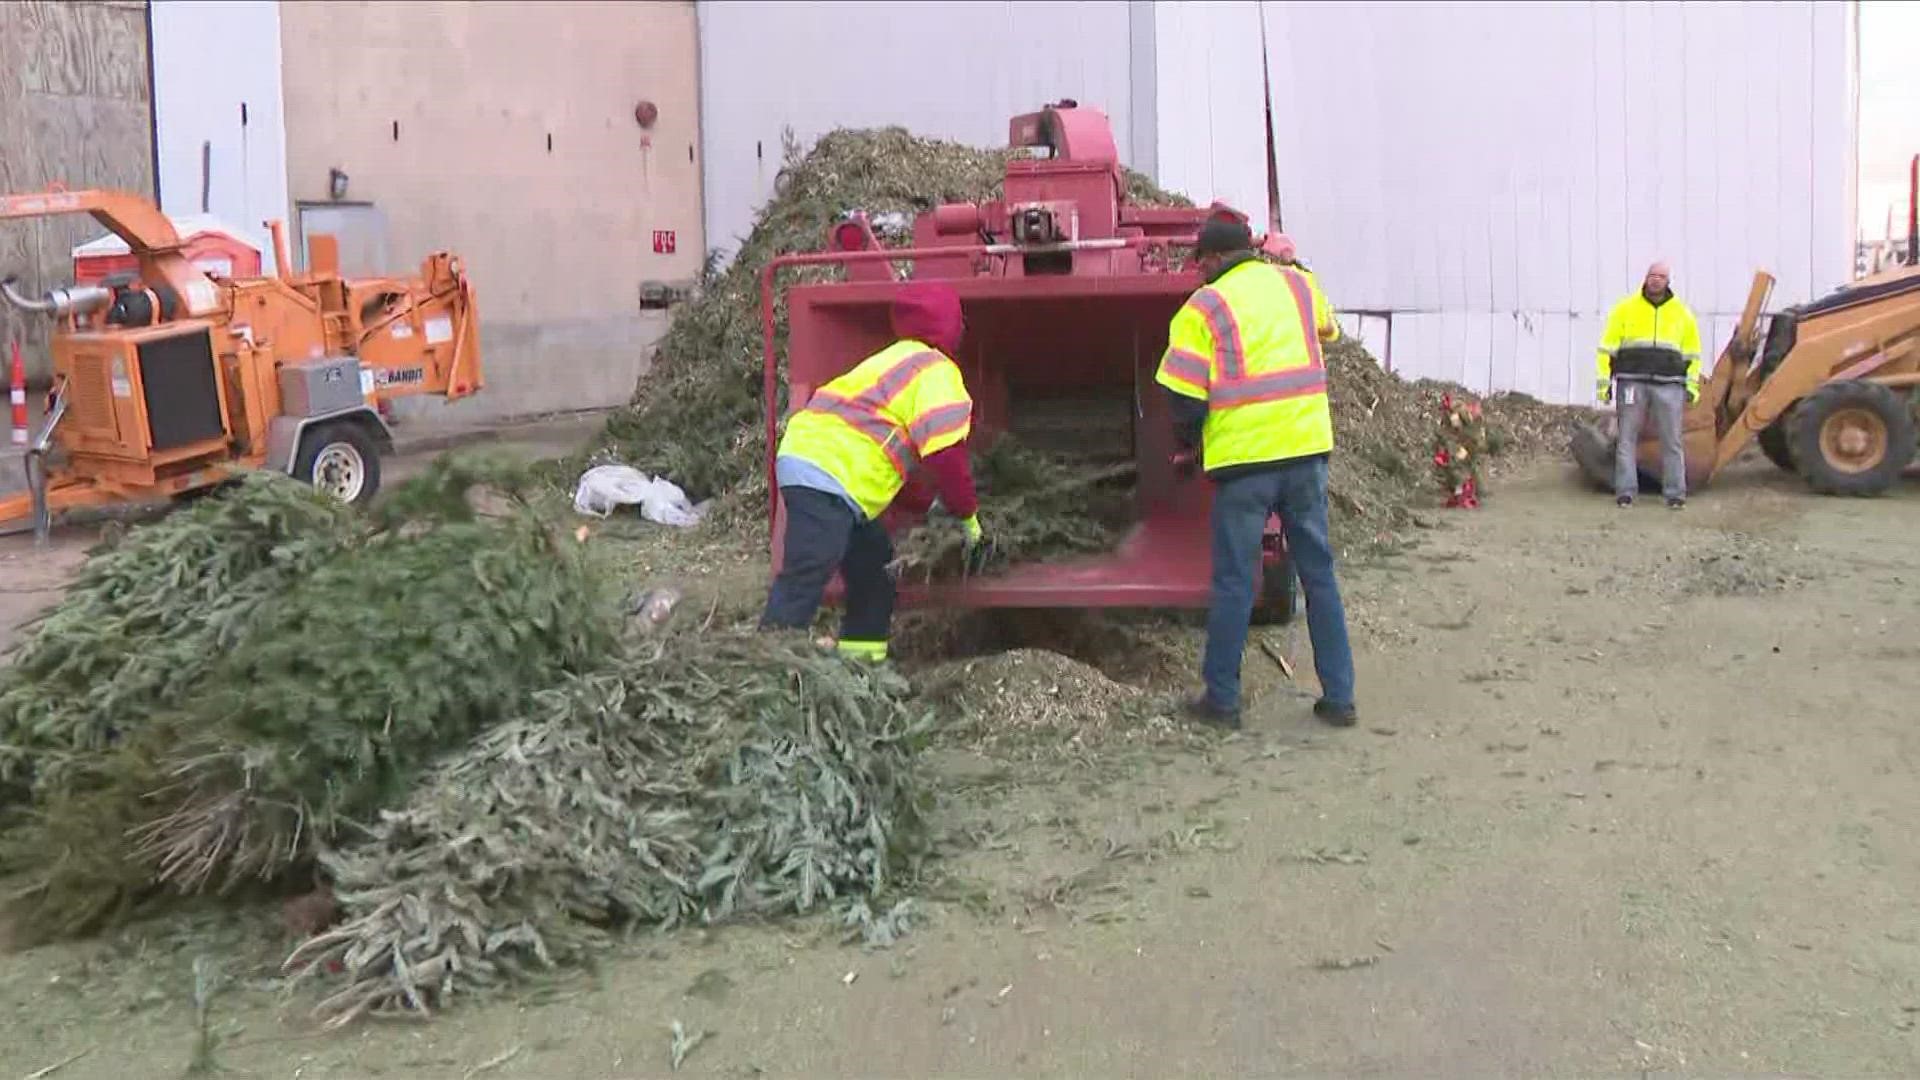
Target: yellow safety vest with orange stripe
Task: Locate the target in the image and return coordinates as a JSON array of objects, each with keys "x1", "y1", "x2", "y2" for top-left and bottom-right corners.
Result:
[
  {"x1": 779, "y1": 339, "x2": 973, "y2": 519},
  {"x1": 1155, "y1": 260, "x2": 1334, "y2": 471},
  {"x1": 1295, "y1": 264, "x2": 1341, "y2": 343}
]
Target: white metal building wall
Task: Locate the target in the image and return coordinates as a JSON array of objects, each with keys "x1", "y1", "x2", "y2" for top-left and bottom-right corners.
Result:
[
  {"x1": 1151, "y1": 1, "x2": 1272, "y2": 230},
  {"x1": 1262, "y1": 0, "x2": 1857, "y2": 404},
  {"x1": 696, "y1": 0, "x2": 1140, "y2": 262},
  {"x1": 147, "y1": 0, "x2": 289, "y2": 260}
]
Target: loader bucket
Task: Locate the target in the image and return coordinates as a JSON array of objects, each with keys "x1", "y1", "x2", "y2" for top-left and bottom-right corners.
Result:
[
  {"x1": 774, "y1": 275, "x2": 1260, "y2": 611},
  {"x1": 1569, "y1": 407, "x2": 1721, "y2": 494}
]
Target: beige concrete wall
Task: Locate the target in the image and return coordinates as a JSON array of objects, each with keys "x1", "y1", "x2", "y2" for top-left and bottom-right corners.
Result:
[
  {"x1": 278, "y1": 0, "x2": 704, "y2": 421},
  {"x1": 0, "y1": 0, "x2": 155, "y2": 387}
]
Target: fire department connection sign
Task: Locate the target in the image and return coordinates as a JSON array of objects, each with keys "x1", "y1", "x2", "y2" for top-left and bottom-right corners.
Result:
[{"x1": 652, "y1": 230, "x2": 676, "y2": 255}]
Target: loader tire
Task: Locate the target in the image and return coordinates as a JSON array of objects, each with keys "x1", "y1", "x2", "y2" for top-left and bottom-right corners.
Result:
[
  {"x1": 1251, "y1": 555, "x2": 1298, "y2": 626},
  {"x1": 1757, "y1": 409, "x2": 1797, "y2": 472},
  {"x1": 1788, "y1": 381, "x2": 1916, "y2": 497},
  {"x1": 295, "y1": 421, "x2": 382, "y2": 507}
]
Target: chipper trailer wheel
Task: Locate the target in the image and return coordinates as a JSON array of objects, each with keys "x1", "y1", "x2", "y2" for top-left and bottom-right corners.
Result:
[
  {"x1": 1787, "y1": 380, "x2": 1917, "y2": 497},
  {"x1": 1247, "y1": 515, "x2": 1299, "y2": 627},
  {"x1": 1250, "y1": 550, "x2": 1299, "y2": 626},
  {"x1": 295, "y1": 421, "x2": 382, "y2": 507}
]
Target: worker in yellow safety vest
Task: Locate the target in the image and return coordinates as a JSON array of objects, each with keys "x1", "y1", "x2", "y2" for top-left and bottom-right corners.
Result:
[
  {"x1": 1260, "y1": 232, "x2": 1341, "y2": 344},
  {"x1": 1158, "y1": 218, "x2": 1357, "y2": 730},
  {"x1": 759, "y1": 281, "x2": 992, "y2": 662},
  {"x1": 1597, "y1": 259, "x2": 1702, "y2": 509}
]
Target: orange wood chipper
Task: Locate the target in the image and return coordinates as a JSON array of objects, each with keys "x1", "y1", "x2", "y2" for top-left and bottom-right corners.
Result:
[
  {"x1": 763, "y1": 101, "x2": 1297, "y2": 622},
  {"x1": 1, "y1": 188, "x2": 481, "y2": 537}
]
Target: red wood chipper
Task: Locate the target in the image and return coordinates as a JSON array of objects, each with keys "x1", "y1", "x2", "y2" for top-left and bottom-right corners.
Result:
[{"x1": 762, "y1": 102, "x2": 1296, "y2": 622}]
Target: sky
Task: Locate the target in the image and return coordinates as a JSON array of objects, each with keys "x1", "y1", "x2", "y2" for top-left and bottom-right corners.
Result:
[{"x1": 1857, "y1": 1, "x2": 1918, "y2": 239}]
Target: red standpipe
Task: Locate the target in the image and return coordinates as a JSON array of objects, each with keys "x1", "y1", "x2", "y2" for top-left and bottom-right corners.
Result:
[{"x1": 1908, "y1": 153, "x2": 1917, "y2": 268}]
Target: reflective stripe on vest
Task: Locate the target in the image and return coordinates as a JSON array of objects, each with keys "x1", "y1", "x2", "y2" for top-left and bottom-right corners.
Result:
[
  {"x1": 808, "y1": 348, "x2": 948, "y2": 477},
  {"x1": 1189, "y1": 268, "x2": 1327, "y2": 405},
  {"x1": 778, "y1": 339, "x2": 973, "y2": 520},
  {"x1": 1190, "y1": 262, "x2": 1334, "y2": 471}
]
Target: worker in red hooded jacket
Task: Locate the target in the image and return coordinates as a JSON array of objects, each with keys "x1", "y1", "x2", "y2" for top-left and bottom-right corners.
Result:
[{"x1": 759, "y1": 281, "x2": 992, "y2": 663}]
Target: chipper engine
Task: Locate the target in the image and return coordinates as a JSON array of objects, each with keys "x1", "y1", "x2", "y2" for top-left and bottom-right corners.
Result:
[
  {"x1": 762, "y1": 102, "x2": 1296, "y2": 621},
  {"x1": 1, "y1": 187, "x2": 482, "y2": 536}
]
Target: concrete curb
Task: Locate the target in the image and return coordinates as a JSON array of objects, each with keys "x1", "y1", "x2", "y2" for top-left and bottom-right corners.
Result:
[{"x1": 386, "y1": 408, "x2": 613, "y2": 456}]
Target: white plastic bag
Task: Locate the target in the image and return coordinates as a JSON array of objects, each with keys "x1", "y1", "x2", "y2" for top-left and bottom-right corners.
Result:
[{"x1": 572, "y1": 465, "x2": 703, "y2": 527}]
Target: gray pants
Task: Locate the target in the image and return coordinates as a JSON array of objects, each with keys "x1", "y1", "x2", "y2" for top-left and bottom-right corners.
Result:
[{"x1": 1614, "y1": 378, "x2": 1687, "y2": 500}]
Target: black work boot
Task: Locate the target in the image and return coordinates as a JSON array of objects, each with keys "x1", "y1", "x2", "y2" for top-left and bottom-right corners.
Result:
[
  {"x1": 1313, "y1": 699, "x2": 1359, "y2": 728},
  {"x1": 1615, "y1": 494, "x2": 1633, "y2": 508},
  {"x1": 1665, "y1": 496, "x2": 1685, "y2": 510},
  {"x1": 1182, "y1": 696, "x2": 1242, "y2": 731}
]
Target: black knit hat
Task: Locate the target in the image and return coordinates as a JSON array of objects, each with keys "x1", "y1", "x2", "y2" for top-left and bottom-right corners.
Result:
[{"x1": 1196, "y1": 218, "x2": 1254, "y2": 256}]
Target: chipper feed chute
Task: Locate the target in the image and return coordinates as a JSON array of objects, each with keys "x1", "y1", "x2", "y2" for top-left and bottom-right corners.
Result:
[{"x1": 763, "y1": 103, "x2": 1296, "y2": 619}]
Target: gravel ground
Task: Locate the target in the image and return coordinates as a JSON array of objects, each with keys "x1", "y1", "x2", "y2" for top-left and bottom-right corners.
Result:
[{"x1": 6, "y1": 452, "x2": 1920, "y2": 1078}]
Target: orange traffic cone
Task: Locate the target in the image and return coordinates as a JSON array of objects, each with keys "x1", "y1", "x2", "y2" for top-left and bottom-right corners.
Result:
[{"x1": 8, "y1": 340, "x2": 25, "y2": 447}]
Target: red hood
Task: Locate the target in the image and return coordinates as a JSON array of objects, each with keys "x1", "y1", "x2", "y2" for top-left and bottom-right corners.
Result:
[{"x1": 891, "y1": 282, "x2": 964, "y2": 355}]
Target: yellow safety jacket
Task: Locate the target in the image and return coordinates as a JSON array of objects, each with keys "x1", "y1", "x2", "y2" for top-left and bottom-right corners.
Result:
[
  {"x1": 1156, "y1": 260, "x2": 1333, "y2": 472},
  {"x1": 1293, "y1": 261, "x2": 1341, "y2": 343},
  {"x1": 779, "y1": 339, "x2": 973, "y2": 520},
  {"x1": 1597, "y1": 291, "x2": 1702, "y2": 401}
]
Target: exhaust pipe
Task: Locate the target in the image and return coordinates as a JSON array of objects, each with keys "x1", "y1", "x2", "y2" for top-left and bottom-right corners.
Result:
[
  {"x1": 25, "y1": 387, "x2": 66, "y2": 547},
  {"x1": 1, "y1": 275, "x2": 113, "y2": 319}
]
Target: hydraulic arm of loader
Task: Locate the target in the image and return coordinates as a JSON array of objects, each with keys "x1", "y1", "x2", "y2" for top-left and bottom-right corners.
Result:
[{"x1": 1699, "y1": 271, "x2": 1775, "y2": 480}]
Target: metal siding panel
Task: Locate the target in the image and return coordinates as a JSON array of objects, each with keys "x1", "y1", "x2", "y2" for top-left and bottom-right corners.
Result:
[
  {"x1": 1593, "y1": 1, "x2": 1632, "y2": 309},
  {"x1": 1774, "y1": 2, "x2": 1817, "y2": 305},
  {"x1": 1347, "y1": 16, "x2": 1389, "y2": 311},
  {"x1": 1391, "y1": 314, "x2": 1420, "y2": 380},
  {"x1": 1650, "y1": 2, "x2": 1689, "y2": 286},
  {"x1": 1566, "y1": 4, "x2": 1601, "y2": 317},
  {"x1": 1357, "y1": 315, "x2": 1391, "y2": 368},
  {"x1": 1568, "y1": 313, "x2": 1600, "y2": 406},
  {"x1": 1709, "y1": 0, "x2": 1749, "y2": 319},
  {"x1": 1533, "y1": 313, "x2": 1564, "y2": 404},
  {"x1": 1205, "y1": 2, "x2": 1271, "y2": 225},
  {"x1": 1744, "y1": 6, "x2": 1783, "y2": 304},
  {"x1": 697, "y1": 0, "x2": 1133, "y2": 264},
  {"x1": 1680, "y1": 0, "x2": 1721, "y2": 314},
  {"x1": 151, "y1": 0, "x2": 289, "y2": 259},
  {"x1": 1262, "y1": 2, "x2": 1304, "y2": 234},
  {"x1": 1397, "y1": 9, "x2": 1442, "y2": 313},
  {"x1": 1489, "y1": 312, "x2": 1519, "y2": 396},
  {"x1": 1384, "y1": 317, "x2": 1408, "y2": 378},
  {"x1": 1479, "y1": 15, "x2": 1518, "y2": 319},
  {"x1": 1153, "y1": 3, "x2": 1213, "y2": 209},
  {"x1": 1464, "y1": 312, "x2": 1494, "y2": 393},
  {"x1": 1399, "y1": 314, "x2": 1440, "y2": 382},
  {"x1": 1259, "y1": 0, "x2": 1847, "y2": 395},
  {"x1": 1620, "y1": 1, "x2": 1660, "y2": 283},
  {"x1": 1511, "y1": 311, "x2": 1542, "y2": 401},
  {"x1": 1377, "y1": 6, "x2": 1418, "y2": 314},
  {"x1": 1808, "y1": 1, "x2": 1851, "y2": 296}
]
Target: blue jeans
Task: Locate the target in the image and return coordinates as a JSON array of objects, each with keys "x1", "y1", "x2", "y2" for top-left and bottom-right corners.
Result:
[{"x1": 1203, "y1": 456, "x2": 1356, "y2": 712}]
